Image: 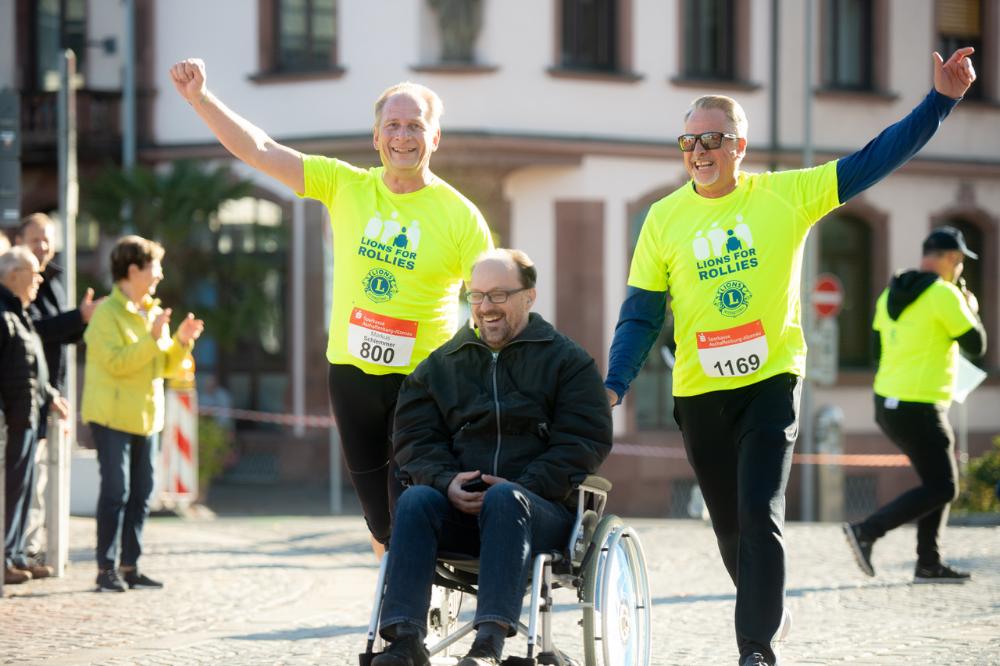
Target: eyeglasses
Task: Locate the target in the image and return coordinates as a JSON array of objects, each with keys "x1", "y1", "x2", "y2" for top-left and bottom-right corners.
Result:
[
  {"x1": 466, "y1": 287, "x2": 529, "y2": 304},
  {"x1": 677, "y1": 132, "x2": 738, "y2": 152}
]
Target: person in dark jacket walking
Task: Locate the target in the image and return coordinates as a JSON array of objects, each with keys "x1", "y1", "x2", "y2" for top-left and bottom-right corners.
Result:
[
  {"x1": 14, "y1": 212, "x2": 101, "y2": 559},
  {"x1": 1, "y1": 248, "x2": 68, "y2": 585},
  {"x1": 372, "y1": 249, "x2": 612, "y2": 666},
  {"x1": 843, "y1": 226, "x2": 986, "y2": 584}
]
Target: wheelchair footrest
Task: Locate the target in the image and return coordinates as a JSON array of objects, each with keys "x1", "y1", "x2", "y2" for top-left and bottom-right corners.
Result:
[
  {"x1": 358, "y1": 652, "x2": 380, "y2": 666},
  {"x1": 502, "y1": 658, "x2": 536, "y2": 666}
]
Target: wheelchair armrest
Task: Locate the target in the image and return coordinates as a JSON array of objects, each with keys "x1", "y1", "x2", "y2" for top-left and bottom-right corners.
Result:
[{"x1": 571, "y1": 474, "x2": 613, "y2": 494}]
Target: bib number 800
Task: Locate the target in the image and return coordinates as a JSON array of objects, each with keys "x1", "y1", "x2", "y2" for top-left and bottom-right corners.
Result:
[
  {"x1": 713, "y1": 354, "x2": 761, "y2": 376},
  {"x1": 359, "y1": 341, "x2": 395, "y2": 364}
]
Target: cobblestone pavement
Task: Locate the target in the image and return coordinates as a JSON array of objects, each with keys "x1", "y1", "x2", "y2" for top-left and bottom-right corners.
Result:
[{"x1": 2, "y1": 515, "x2": 998, "y2": 665}]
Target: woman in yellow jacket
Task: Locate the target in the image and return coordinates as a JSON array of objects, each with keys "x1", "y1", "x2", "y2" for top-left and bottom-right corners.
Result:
[{"x1": 82, "y1": 235, "x2": 203, "y2": 593}]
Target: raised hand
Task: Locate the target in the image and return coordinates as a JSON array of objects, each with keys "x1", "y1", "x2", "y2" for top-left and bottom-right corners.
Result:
[
  {"x1": 79, "y1": 288, "x2": 105, "y2": 323},
  {"x1": 151, "y1": 308, "x2": 172, "y2": 340},
  {"x1": 933, "y1": 47, "x2": 976, "y2": 100},
  {"x1": 170, "y1": 58, "x2": 208, "y2": 104},
  {"x1": 176, "y1": 312, "x2": 205, "y2": 345}
]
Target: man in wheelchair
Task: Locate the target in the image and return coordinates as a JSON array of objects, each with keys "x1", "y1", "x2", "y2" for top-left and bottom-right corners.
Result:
[{"x1": 371, "y1": 249, "x2": 613, "y2": 666}]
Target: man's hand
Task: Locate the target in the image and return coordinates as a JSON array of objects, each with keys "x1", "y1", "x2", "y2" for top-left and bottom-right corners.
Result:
[
  {"x1": 51, "y1": 395, "x2": 69, "y2": 420},
  {"x1": 448, "y1": 471, "x2": 486, "y2": 514},
  {"x1": 960, "y1": 283, "x2": 980, "y2": 315},
  {"x1": 79, "y1": 288, "x2": 104, "y2": 323},
  {"x1": 151, "y1": 308, "x2": 171, "y2": 340},
  {"x1": 606, "y1": 387, "x2": 620, "y2": 407},
  {"x1": 447, "y1": 471, "x2": 506, "y2": 515},
  {"x1": 170, "y1": 59, "x2": 208, "y2": 105},
  {"x1": 177, "y1": 313, "x2": 205, "y2": 345},
  {"x1": 934, "y1": 47, "x2": 976, "y2": 100}
]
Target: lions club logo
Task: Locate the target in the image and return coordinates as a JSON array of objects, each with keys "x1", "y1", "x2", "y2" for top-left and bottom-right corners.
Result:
[
  {"x1": 714, "y1": 280, "x2": 751, "y2": 317},
  {"x1": 363, "y1": 268, "x2": 398, "y2": 303}
]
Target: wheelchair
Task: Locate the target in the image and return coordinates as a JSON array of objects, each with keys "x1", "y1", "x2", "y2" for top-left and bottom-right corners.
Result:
[{"x1": 360, "y1": 476, "x2": 652, "y2": 666}]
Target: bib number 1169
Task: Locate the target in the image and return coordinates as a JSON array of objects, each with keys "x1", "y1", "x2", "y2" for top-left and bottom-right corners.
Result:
[{"x1": 713, "y1": 354, "x2": 761, "y2": 376}]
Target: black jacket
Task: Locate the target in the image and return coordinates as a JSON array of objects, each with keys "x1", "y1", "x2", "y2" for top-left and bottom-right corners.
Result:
[
  {"x1": 393, "y1": 313, "x2": 613, "y2": 506},
  {"x1": 0, "y1": 284, "x2": 54, "y2": 431},
  {"x1": 28, "y1": 262, "x2": 85, "y2": 393}
]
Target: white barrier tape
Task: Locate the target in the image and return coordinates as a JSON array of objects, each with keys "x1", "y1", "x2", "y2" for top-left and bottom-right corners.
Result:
[
  {"x1": 610, "y1": 442, "x2": 911, "y2": 467},
  {"x1": 198, "y1": 404, "x2": 337, "y2": 429},
  {"x1": 194, "y1": 408, "x2": 915, "y2": 469}
]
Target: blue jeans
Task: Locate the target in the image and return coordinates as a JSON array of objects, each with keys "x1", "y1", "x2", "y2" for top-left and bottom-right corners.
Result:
[
  {"x1": 92, "y1": 424, "x2": 157, "y2": 571},
  {"x1": 379, "y1": 482, "x2": 574, "y2": 637},
  {"x1": 4, "y1": 426, "x2": 39, "y2": 568}
]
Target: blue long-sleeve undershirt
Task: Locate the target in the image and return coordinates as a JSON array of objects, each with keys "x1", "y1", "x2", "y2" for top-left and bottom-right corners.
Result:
[{"x1": 605, "y1": 89, "x2": 960, "y2": 401}]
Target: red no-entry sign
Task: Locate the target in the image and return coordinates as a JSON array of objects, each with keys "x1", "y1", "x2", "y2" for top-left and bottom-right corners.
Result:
[{"x1": 813, "y1": 274, "x2": 843, "y2": 319}]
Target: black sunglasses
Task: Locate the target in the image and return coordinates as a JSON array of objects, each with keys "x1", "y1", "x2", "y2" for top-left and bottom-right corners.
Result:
[{"x1": 677, "y1": 132, "x2": 738, "y2": 152}]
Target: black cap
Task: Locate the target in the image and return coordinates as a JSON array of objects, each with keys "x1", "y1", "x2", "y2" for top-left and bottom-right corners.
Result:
[{"x1": 922, "y1": 226, "x2": 978, "y2": 260}]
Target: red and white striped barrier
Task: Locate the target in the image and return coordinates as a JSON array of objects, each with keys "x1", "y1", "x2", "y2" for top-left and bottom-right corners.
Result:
[{"x1": 158, "y1": 389, "x2": 199, "y2": 506}]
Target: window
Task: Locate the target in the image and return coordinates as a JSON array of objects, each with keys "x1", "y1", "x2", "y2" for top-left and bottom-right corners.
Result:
[
  {"x1": 34, "y1": 0, "x2": 86, "y2": 91},
  {"x1": 682, "y1": 0, "x2": 735, "y2": 80},
  {"x1": 823, "y1": 0, "x2": 873, "y2": 90},
  {"x1": 277, "y1": 0, "x2": 336, "y2": 71},
  {"x1": 198, "y1": 197, "x2": 290, "y2": 425},
  {"x1": 560, "y1": 0, "x2": 619, "y2": 71},
  {"x1": 257, "y1": 0, "x2": 339, "y2": 76},
  {"x1": 819, "y1": 214, "x2": 875, "y2": 368},
  {"x1": 937, "y1": 0, "x2": 986, "y2": 99}
]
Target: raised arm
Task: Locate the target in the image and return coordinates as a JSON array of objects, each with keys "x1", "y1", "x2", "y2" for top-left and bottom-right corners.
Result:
[
  {"x1": 836, "y1": 48, "x2": 976, "y2": 204},
  {"x1": 170, "y1": 58, "x2": 305, "y2": 194}
]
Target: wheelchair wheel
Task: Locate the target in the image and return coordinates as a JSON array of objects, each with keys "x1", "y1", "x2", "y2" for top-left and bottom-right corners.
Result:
[{"x1": 580, "y1": 516, "x2": 652, "y2": 666}]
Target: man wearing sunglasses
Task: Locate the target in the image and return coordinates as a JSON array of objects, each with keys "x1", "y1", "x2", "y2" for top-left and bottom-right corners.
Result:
[{"x1": 606, "y1": 47, "x2": 977, "y2": 666}]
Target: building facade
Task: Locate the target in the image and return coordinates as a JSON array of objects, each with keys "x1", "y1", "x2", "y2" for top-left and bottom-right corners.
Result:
[{"x1": 5, "y1": 0, "x2": 999, "y2": 517}]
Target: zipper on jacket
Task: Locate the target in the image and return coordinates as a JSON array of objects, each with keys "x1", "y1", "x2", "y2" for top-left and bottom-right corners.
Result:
[{"x1": 490, "y1": 351, "x2": 501, "y2": 476}]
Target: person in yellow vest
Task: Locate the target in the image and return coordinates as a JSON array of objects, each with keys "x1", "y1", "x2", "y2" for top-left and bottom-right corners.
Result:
[
  {"x1": 169, "y1": 59, "x2": 493, "y2": 558},
  {"x1": 82, "y1": 236, "x2": 204, "y2": 593},
  {"x1": 843, "y1": 226, "x2": 985, "y2": 584}
]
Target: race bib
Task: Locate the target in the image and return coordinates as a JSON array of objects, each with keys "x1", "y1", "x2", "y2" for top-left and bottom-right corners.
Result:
[
  {"x1": 696, "y1": 320, "x2": 769, "y2": 378},
  {"x1": 347, "y1": 307, "x2": 418, "y2": 367}
]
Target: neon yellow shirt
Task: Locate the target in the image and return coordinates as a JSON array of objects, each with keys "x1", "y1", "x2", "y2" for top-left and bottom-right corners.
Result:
[
  {"x1": 300, "y1": 156, "x2": 493, "y2": 375},
  {"x1": 627, "y1": 162, "x2": 841, "y2": 396},
  {"x1": 873, "y1": 280, "x2": 978, "y2": 404}
]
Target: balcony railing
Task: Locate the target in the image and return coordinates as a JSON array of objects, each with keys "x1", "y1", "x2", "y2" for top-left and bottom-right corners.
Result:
[{"x1": 20, "y1": 89, "x2": 123, "y2": 160}]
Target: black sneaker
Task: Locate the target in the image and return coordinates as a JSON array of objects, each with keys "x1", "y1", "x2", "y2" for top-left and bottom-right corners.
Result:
[
  {"x1": 371, "y1": 635, "x2": 429, "y2": 666},
  {"x1": 95, "y1": 569, "x2": 128, "y2": 593},
  {"x1": 914, "y1": 562, "x2": 971, "y2": 584},
  {"x1": 122, "y1": 569, "x2": 164, "y2": 590},
  {"x1": 842, "y1": 523, "x2": 875, "y2": 577},
  {"x1": 740, "y1": 653, "x2": 771, "y2": 666},
  {"x1": 457, "y1": 635, "x2": 502, "y2": 666}
]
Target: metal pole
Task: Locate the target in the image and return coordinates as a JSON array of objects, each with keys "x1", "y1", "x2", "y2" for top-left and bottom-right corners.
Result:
[
  {"x1": 122, "y1": 0, "x2": 136, "y2": 171},
  {"x1": 55, "y1": 49, "x2": 78, "y2": 577},
  {"x1": 1, "y1": 410, "x2": 6, "y2": 597},
  {"x1": 329, "y1": 427, "x2": 342, "y2": 515},
  {"x1": 800, "y1": 0, "x2": 817, "y2": 523},
  {"x1": 768, "y1": 0, "x2": 781, "y2": 171},
  {"x1": 292, "y1": 199, "x2": 305, "y2": 438},
  {"x1": 957, "y1": 401, "x2": 969, "y2": 477}
]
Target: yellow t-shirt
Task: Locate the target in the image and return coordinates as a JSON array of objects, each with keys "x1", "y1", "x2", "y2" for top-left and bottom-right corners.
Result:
[
  {"x1": 627, "y1": 162, "x2": 841, "y2": 396},
  {"x1": 873, "y1": 280, "x2": 978, "y2": 404},
  {"x1": 300, "y1": 156, "x2": 493, "y2": 375}
]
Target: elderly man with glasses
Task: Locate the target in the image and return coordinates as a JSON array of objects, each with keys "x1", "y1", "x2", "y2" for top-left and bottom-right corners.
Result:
[
  {"x1": 1, "y1": 248, "x2": 68, "y2": 585},
  {"x1": 372, "y1": 249, "x2": 611, "y2": 666},
  {"x1": 605, "y1": 47, "x2": 977, "y2": 666}
]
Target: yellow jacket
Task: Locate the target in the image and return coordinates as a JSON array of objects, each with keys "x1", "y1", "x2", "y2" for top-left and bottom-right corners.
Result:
[{"x1": 81, "y1": 286, "x2": 193, "y2": 435}]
